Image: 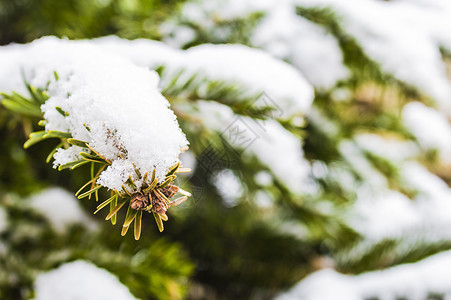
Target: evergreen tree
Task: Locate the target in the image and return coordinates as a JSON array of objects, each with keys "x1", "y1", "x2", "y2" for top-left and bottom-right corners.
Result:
[{"x1": 1, "y1": 0, "x2": 451, "y2": 299}]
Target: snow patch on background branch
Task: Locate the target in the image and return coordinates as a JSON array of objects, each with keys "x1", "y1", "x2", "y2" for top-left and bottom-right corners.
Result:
[
  {"x1": 34, "y1": 260, "x2": 137, "y2": 300},
  {"x1": 194, "y1": 100, "x2": 310, "y2": 195},
  {"x1": 28, "y1": 187, "x2": 97, "y2": 233},
  {"x1": 277, "y1": 250, "x2": 451, "y2": 300},
  {"x1": 403, "y1": 102, "x2": 451, "y2": 164},
  {"x1": 297, "y1": 0, "x2": 451, "y2": 113},
  {"x1": 252, "y1": 1, "x2": 349, "y2": 89}
]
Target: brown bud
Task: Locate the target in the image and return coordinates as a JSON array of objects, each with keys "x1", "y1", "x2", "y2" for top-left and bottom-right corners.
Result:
[
  {"x1": 161, "y1": 184, "x2": 179, "y2": 198},
  {"x1": 130, "y1": 193, "x2": 150, "y2": 210}
]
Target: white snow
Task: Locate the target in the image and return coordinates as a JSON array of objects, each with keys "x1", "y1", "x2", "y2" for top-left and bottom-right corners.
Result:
[
  {"x1": 339, "y1": 140, "x2": 388, "y2": 189},
  {"x1": 93, "y1": 36, "x2": 183, "y2": 70},
  {"x1": 0, "y1": 43, "x2": 30, "y2": 96},
  {"x1": 168, "y1": 0, "x2": 348, "y2": 90},
  {"x1": 173, "y1": 0, "x2": 451, "y2": 104},
  {"x1": 91, "y1": 37, "x2": 314, "y2": 194},
  {"x1": 0, "y1": 35, "x2": 313, "y2": 193},
  {"x1": 94, "y1": 36, "x2": 314, "y2": 119},
  {"x1": 159, "y1": 0, "x2": 268, "y2": 47},
  {"x1": 213, "y1": 169, "x2": 243, "y2": 207},
  {"x1": 348, "y1": 161, "x2": 451, "y2": 243},
  {"x1": 350, "y1": 189, "x2": 421, "y2": 240},
  {"x1": 354, "y1": 133, "x2": 419, "y2": 163},
  {"x1": 195, "y1": 100, "x2": 309, "y2": 194},
  {"x1": 170, "y1": 0, "x2": 272, "y2": 33},
  {"x1": 254, "y1": 190, "x2": 274, "y2": 208},
  {"x1": 182, "y1": 44, "x2": 313, "y2": 118},
  {"x1": 28, "y1": 187, "x2": 97, "y2": 233},
  {"x1": 403, "y1": 102, "x2": 451, "y2": 164},
  {"x1": 160, "y1": 23, "x2": 197, "y2": 48},
  {"x1": 277, "y1": 250, "x2": 451, "y2": 300},
  {"x1": 33, "y1": 260, "x2": 137, "y2": 300},
  {"x1": 296, "y1": 0, "x2": 451, "y2": 112},
  {"x1": 311, "y1": 161, "x2": 328, "y2": 179},
  {"x1": 252, "y1": 1, "x2": 349, "y2": 89},
  {"x1": 254, "y1": 171, "x2": 273, "y2": 186},
  {"x1": 0, "y1": 37, "x2": 189, "y2": 191},
  {"x1": 340, "y1": 132, "x2": 451, "y2": 243},
  {"x1": 159, "y1": 0, "x2": 270, "y2": 49},
  {"x1": 0, "y1": 206, "x2": 7, "y2": 233},
  {"x1": 276, "y1": 268, "x2": 357, "y2": 300},
  {"x1": 402, "y1": 162, "x2": 451, "y2": 209},
  {"x1": 52, "y1": 146, "x2": 86, "y2": 169},
  {"x1": 179, "y1": 150, "x2": 197, "y2": 174}
]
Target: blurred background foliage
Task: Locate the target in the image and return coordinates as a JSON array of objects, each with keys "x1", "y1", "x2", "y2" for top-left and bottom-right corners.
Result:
[
  {"x1": 2, "y1": 0, "x2": 451, "y2": 299},
  {"x1": 0, "y1": 0, "x2": 184, "y2": 45}
]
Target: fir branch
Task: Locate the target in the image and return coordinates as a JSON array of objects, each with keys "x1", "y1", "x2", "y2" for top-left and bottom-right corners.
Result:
[
  {"x1": 158, "y1": 66, "x2": 277, "y2": 120},
  {"x1": 1, "y1": 76, "x2": 192, "y2": 239}
]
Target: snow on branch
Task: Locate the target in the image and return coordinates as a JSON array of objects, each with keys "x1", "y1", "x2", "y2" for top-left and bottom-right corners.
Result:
[
  {"x1": 277, "y1": 250, "x2": 451, "y2": 300},
  {"x1": 34, "y1": 260, "x2": 137, "y2": 300},
  {"x1": 0, "y1": 37, "x2": 191, "y2": 238},
  {"x1": 0, "y1": 36, "x2": 188, "y2": 190},
  {"x1": 297, "y1": 0, "x2": 451, "y2": 113},
  {"x1": 193, "y1": 100, "x2": 310, "y2": 195},
  {"x1": 0, "y1": 35, "x2": 313, "y2": 235},
  {"x1": 93, "y1": 36, "x2": 314, "y2": 120}
]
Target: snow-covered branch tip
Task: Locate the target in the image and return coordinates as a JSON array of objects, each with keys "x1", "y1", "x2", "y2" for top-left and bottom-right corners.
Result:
[
  {"x1": 0, "y1": 38, "x2": 191, "y2": 239},
  {"x1": 2, "y1": 77, "x2": 191, "y2": 239}
]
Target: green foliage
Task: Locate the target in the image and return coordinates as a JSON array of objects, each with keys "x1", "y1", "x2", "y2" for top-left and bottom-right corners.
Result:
[
  {"x1": 167, "y1": 185, "x2": 316, "y2": 299},
  {"x1": 0, "y1": 80, "x2": 69, "y2": 196},
  {"x1": 0, "y1": 123, "x2": 43, "y2": 195},
  {"x1": 0, "y1": 0, "x2": 187, "y2": 45},
  {"x1": 158, "y1": 66, "x2": 276, "y2": 121},
  {"x1": 0, "y1": 193, "x2": 194, "y2": 300},
  {"x1": 3, "y1": 0, "x2": 451, "y2": 298},
  {"x1": 114, "y1": 0, "x2": 187, "y2": 41},
  {"x1": 335, "y1": 236, "x2": 451, "y2": 275},
  {"x1": 296, "y1": 6, "x2": 429, "y2": 104},
  {"x1": 1, "y1": 79, "x2": 196, "y2": 239},
  {"x1": 0, "y1": 0, "x2": 115, "y2": 44},
  {"x1": 0, "y1": 2, "x2": 352, "y2": 298},
  {"x1": 296, "y1": 6, "x2": 385, "y2": 83},
  {"x1": 176, "y1": 11, "x2": 265, "y2": 49}
]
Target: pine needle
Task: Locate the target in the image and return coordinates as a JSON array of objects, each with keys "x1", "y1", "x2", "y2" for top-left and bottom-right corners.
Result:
[
  {"x1": 153, "y1": 212, "x2": 164, "y2": 232},
  {"x1": 134, "y1": 210, "x2": 143, "y2": 240}
]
